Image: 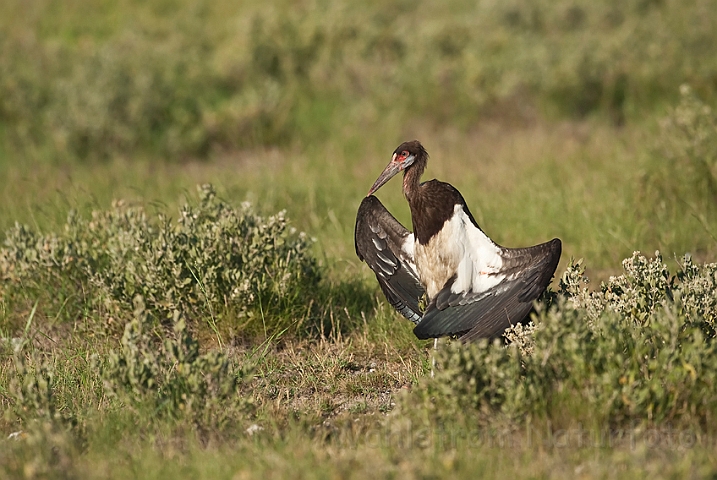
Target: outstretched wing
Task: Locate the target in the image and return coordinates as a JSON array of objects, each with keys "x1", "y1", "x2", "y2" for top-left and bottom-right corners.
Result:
[
  {"x1": 413, "y1": 238, "x2": 561, "y2": 340},
  {"x1": 355, "y1": 196, "x2": 425, "y2": 323}
]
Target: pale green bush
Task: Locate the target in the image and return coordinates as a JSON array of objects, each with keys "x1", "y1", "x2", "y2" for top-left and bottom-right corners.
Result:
[
  {"x1": 564, "y1": 251, "x2": 717, "y2": 331},
  {"x1": 647, "y1": 85, "x2": 717, "y2": 208},
  {"x1": 420, "y1": 252, "x2": 717, "y2": 430},
  {"x1": 0, "y1": 184, "x2": 321, "y2": 336},
  {"x1": 103, "y1": 298, "x2": 251, "y2": 428},
  {"x1": 8, "y1": 349, "x2": 57, "y2": 422}
]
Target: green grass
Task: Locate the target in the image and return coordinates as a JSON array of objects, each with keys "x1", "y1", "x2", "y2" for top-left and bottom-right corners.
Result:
[{"x1": 3, "y1": 0, "x2": 717, "y2": 478}]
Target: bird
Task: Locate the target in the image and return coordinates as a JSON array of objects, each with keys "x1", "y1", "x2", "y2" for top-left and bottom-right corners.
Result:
[{"x1": 354, "y1": 140, "x2": 561, "y2": 342}]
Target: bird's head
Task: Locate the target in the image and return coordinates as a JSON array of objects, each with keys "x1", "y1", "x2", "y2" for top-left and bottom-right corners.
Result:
[{"x1": 367, "y1": 140, "x2": 428, "y2": 196}]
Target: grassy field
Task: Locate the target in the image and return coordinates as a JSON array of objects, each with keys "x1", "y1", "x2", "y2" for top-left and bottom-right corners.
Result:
[{"x1": 2, "y1": 0, "x2": 717, "y2": 478}]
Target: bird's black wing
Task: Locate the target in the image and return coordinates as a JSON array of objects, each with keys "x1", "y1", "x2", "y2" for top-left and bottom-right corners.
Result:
[
  {"x1": 413, "y1": 238, "x2": 561, "y2": 340},
  {"x1": 355, "y1": 196, "x2": 425, "y2": 323}
]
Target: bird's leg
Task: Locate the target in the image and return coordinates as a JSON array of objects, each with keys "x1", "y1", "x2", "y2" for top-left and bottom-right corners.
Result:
[{"x1": 431, "y1": 337, "x2": 438, "y2": 378}]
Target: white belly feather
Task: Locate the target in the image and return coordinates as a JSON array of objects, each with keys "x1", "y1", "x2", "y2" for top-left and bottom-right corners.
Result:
[{"x1": 414, "y1": 205, "x2": 505, "y2": 299}]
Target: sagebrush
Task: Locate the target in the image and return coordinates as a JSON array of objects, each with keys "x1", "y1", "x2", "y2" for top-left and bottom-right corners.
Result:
[
  {"x1": 419, "y1": 252, "x2": 717, "y2": 430},
  {"x1": 0, "y1": 184, "x2": 321, "y2": 337},
  {"x1": 102, "y1": 298, "x2": 251, "y2": 430}
]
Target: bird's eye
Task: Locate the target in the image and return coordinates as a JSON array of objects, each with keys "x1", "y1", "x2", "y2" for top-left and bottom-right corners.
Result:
[{"x1": 401, "y1": 151, "x2": 409, "y2": 159}]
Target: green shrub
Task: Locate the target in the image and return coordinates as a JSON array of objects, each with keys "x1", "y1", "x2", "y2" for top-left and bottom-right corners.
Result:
[
  {"x1": 0, "y1": 184, "x2": 321, "y2": 338},
  {"x1": 0, "y1": 222, "x2": 88, "y2": 328},
  {"x1": 8, "y1": 348, "x2": 57, "y2": 422},
  {"x1": 644, "y1": 85, "x2": 717, "y2": 212},
  {"x1": 102, "y1": 298, "x2": 251, "y2": 429},
  {"x1": 566, "y1": 252, "x2": 717, "y2": 333},
  {"x1": 419, "y1": 252, "x2": 717, "y2": 430}
]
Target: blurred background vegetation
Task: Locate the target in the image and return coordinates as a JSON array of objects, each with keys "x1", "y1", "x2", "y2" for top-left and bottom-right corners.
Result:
[
  {"x1": 0, "y1": 0, "x2": 717, "y2": 161},
  {"x1": 2, "y1": 0, "x2": 716, "y2": 160}
]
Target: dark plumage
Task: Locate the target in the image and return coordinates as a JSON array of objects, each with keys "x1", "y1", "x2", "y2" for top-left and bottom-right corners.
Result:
[{"x1": 355, "y1": 140, "x2": 561, "y2": 341}]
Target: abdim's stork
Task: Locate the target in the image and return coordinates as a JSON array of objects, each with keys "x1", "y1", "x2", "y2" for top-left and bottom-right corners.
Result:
[{"x1": 355, "y1": 140, "x2": 561, "y2": 342}]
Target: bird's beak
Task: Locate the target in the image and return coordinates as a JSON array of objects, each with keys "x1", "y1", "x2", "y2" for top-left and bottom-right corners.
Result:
[{"x1": 367, "y1": 153, "x2": 404, "y2": 196}]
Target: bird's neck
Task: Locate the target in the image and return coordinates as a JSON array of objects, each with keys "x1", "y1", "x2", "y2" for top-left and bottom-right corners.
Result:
[{"x1": 402, "y1": 158, "x2": 426, "y2": 202}]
